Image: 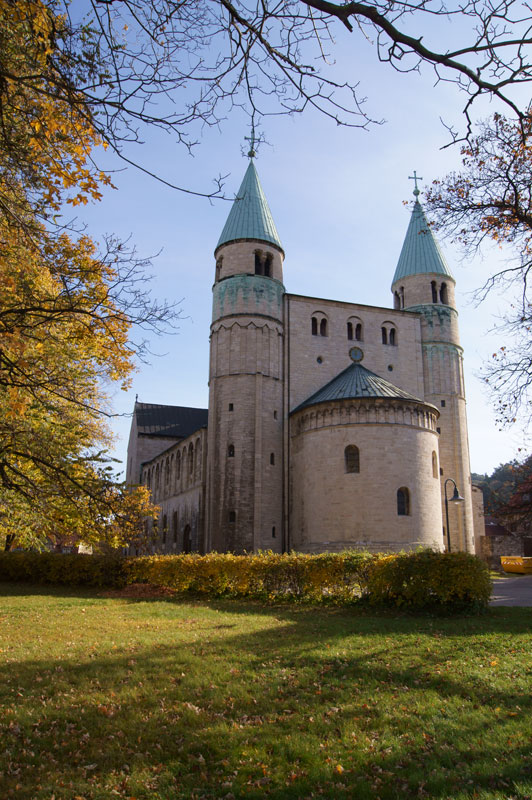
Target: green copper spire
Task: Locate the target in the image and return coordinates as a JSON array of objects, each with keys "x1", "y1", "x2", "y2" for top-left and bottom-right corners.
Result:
[
  {"x1": 216, "y1": 161, "x2": 283, "y2": 252},
  {"x1": 392, "y1": 182, "x2": 453, "y2": 284}
]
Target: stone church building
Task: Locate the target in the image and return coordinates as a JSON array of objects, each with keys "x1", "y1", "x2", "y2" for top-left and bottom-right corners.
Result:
[{"x1": 126, "y1": 159, "x2": 477, "y2": 555}]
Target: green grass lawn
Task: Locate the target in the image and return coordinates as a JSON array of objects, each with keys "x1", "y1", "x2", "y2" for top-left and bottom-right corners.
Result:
[{"x1": 1, "y1": 584, "x2": 531, "y2": 800}]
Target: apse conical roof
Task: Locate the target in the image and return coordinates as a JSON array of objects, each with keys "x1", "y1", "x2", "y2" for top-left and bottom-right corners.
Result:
[
  {"x1": 291, "y1": 362, "x2": 424, "y2": 414},
  {"x1": 392, "y1": 199, "x2": 453, "y2": 284},
  {"x1": 216, "y1": 161, "x2": 283, "y2": 251}
]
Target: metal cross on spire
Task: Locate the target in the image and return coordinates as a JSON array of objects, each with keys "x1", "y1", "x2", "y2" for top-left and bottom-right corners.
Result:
[
  {"x1": 245, "y1": 124, "x2": 257, "y2": 159},
  {"x1": 409, "y1": 170, "x2": 423, "y2": 197}
]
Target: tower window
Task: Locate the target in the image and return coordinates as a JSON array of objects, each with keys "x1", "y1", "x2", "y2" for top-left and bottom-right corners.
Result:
[
  {"x1": 228, "y1": 444, "x2": 235, "y2": 457},
  {"x1": 254, "y1": 250, "x2": 263, "y2": 275},
  {"x1": 216, "y1": 258, "x2": 223, "y2": 280},
  {"x1": 228, "y1": 511, "x2": 236, "y2": 523},
  {"x1": 394, "y1": 291, "x2": 400, "y2": 310},
  {"x1": 355, "y1": 323, "x2": 362, "y2": 341},
  {"x1": 273, "y1": 410, "x2": 277, "y2": 419},
  {"x1": 437, "y1": 427, "x2": 441, "y2": 434},
  {"x1": 441, "y1": 400, "x2": 446, "y2": 408},
  {"x1": 229, "y1": 403, "x2": 234, "y2": 411},
  {"x1": 432, "y1": 451, "x2": 438, "y2": 479},
  {"x1": 431, "y1": 280, "x2": 438, "y2": 303},
  {"x1": 347, "y1": 321, "x2": 353, "y2": 341},
  {"x1": 264, "y1": 253, "x2": 272, "y2": 277},
  {"x1": 440, "y1": 282, "x2": 449, "y2": 304},
  {"x1": 270, "y1": 452, "x2": 275, "y2": 465},
  {"x1": 397, "y1": 487, "x2": 410, "y2": 516},
  {"x1": 345, "y1": 445, "x2": 360, "y2": 474},
  {"x1": 272, "y1": 526, "x2": 276, "y2": 538},
  {"x1": 311, "y1": 316, "x2": 318, "y2": 336},
  {"x1": 382, "y1": 323, "x2": 397, "y2": 346},
  {"x1": 320, "y1": 318, "x2": 328, "y2": 336}
]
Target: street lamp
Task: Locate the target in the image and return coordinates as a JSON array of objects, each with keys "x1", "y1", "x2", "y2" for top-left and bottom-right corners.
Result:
[{"x1": 444, "y1": 478, "x2": 465, "y2": 552}]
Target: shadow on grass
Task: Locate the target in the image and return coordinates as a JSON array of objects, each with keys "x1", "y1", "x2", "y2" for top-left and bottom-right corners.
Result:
[{"x1": 2, "y1": 583, "x2": 532, "y2": 799}]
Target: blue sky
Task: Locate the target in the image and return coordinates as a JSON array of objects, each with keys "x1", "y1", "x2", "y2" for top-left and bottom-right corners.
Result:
[{"x1": 78, "y1": 24, "x2": 525, "y2": 477}]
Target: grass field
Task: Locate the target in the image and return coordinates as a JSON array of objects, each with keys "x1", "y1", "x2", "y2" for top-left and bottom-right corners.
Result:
[{"x1": 1, "y1": 583, "x2": 531, "y2": 800}]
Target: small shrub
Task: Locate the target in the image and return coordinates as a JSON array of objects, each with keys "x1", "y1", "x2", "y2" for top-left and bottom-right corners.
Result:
[{"x1": 364, "y1": 550, "x2": 492, "y2": 611}]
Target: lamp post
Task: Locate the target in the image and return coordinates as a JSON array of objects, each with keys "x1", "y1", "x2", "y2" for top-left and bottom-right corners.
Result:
[{"x1": 444, "y1": 478, "x2": 465, "y2": 552}]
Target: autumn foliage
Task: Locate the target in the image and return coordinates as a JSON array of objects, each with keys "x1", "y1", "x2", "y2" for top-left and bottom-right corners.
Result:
[
  {"x1": 0, "y1": 550, "x2": 492, "y2": 611},
  {"x1": 0, "y1": 1, "x2": 161, "y2": 550}
]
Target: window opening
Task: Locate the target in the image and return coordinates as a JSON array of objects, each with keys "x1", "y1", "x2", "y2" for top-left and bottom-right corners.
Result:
[
  {"x1": 345, "y1": 445, "x2": 360, "y2": 474},
  {"x1": 440, "y1": 282, "x2": 449, "y2": 304},
  {"x1": 311, "y1": 317, "x2": 318, "y2": 336},
  {"x1": 228, "y1": 403, "x2": 234, "y2": 411},
  {"x1": 355, "y1": 323, "x2": 362, "y2": 341},
  {"x1": 389, "y1": 328, "x2": 396, "y2": 346},
  {"x1": 320, "y1": 318, "x2": 328, "y2": 337},
  {"x1": 431, "y1": 280, "x2": 438, "y2": 303},
  {"x1": 397, "y1": 487, "x2": 410, "y2": 516},
  {"x1": 270, "y1": 453, "x2": 275, "y2": 465},
  {"x1": 381, "y1": 327, "x2": 388, "y2": 345},
  {"x1": 432, "y1": 451, "x2": 438, "y2": 479},
  {"x1": 347, "y1": 321, "x2": 353, "y2": 341},
  {"x1": 228, "y1": 444, "x2": 235, "y2": 457},
  {"x1": 272, "y1": 526, "x2": 276, "y2": 538},
  {"x1": 254, "y1": 251, "x2": 263, "y2": 275},
  {"x1": 228, "y1": 511, "x2": 236, "y2": 523},
  {"x1": 183, "y1": 524, "x2": 192, "y2": 553}
]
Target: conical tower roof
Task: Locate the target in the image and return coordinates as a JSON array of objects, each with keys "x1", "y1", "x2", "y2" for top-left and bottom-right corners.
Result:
[
  {"x1": 392, "y1": 199, "x2": 453, "y2": 284},
  {"x1": 291, "y1": 361, "x2": 425, "y2": 414},
  {"x1": 216, "y1": 161, "x2": 283, "y2": 252}
]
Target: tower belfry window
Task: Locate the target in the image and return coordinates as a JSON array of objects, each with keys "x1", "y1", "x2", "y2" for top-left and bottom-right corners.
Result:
[
  {"x1": 320, "y1": 318, "x2": 327, "y2": 336},
  {"x1": 431, "y1": 280, "x2": 438, "y2": 303},
  {"x1": 440, "y1": 282, "x2": 449, "y2": 304}
]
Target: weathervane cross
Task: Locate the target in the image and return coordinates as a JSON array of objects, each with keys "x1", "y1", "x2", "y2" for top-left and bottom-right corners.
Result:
[
  {"x1": 244, "y1": 125, "x2": 257, "y2": 159},
  {"x1": 409, "y1": 170, "x2": 423, "y2": 196}
]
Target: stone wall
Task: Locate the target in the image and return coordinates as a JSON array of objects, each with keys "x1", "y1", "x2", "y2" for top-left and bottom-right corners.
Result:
[
  {"x1": 479, "y1": 534, "x2": 527, "y2": 569},
  {"x1": 289, "y1": 397, "x2": 443, "y2": 553}
]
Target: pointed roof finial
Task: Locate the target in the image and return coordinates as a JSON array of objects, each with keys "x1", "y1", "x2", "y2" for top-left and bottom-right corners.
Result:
[
  {"x1": 245, "y1": 124, "x2": 257, "y2": 159},
  {"x1": 409, "y1": 170, "x2": 423, "y2": 198}
]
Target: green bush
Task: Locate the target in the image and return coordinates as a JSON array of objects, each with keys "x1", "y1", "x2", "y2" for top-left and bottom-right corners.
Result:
[
  {"x1": 364, "y1": 550, "x2": 492, "y2": 611},
  {"x1": 0, "y1": 549, "x2": 492, "y2": 611},
  {"x1": 0, "y1": 551, "x2": 126, "y2": 588}
]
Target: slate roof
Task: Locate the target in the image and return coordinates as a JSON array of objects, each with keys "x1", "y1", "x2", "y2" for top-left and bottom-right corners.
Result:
[
  {"x1": 216, "y1": 161, "x2": 283, "y2": 251},
  {"x1": 392, "y1": 199, "x2": 453, "y2": 284},
  {"x1": 291, "y1": 362, "x2": 424, "y2": 414},
  {"x1": 135, "y1": 402, "x2": 208, "y2": 438}
]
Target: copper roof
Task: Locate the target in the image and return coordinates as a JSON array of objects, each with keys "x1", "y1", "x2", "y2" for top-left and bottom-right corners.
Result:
[{"x1": 291, "y1": 362, "x2": 425, "y2": 413}]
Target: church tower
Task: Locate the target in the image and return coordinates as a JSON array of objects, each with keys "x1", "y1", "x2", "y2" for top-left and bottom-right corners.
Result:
[
  {"x1": 205, "y1": 155, "x2": 285, "y2": 553},
  {"x1": 391, "y1": 179, "x2": 474, "y2": 552}
]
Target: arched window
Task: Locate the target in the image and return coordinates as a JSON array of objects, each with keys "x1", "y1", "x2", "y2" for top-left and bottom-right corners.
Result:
[
  {"x1": 399, "y1": 287, "x2": 405, "y2": 308},
  {"x1": 183, "y1": 524, "x2": 192, "y2": 553},
  {"x1": 311, "y1": 316, "x2": 318, "y2": 336},
  {"x1": 394, "y1": 291, "x2": 400, "y2": 310},
  {"x1": 382, "y1": 323, "x2": 397, "y2": 346},
  {"x1": 254, "y1": 250, "x2": 263, "y2": 275},
  {"x1": 228, "y1": 444, "x2": 235, "y2": 457},
  {"x1": 440, "y1": 282, "x2": 449, "y2": 304},
  {"x1": 389, "y1": 327, "x2": 396, "y2": 346},
  {"x1": 188, "y1": 442, "x2": 194, "y2": 475},
  {"x1": 320, "y1": 318, "x2": 328, "y2": 336},
  {"x1": 431, "y1": 280, "x2": 438, "y2": 303},
  {"x1": 176, "y1": 451, "x2": 181, "y2": 481},
  {"x1": 381, "y1": 327, "x2": 388, "y2": 345},
  {"x1": 155, "y1": 464, "x2": 160, "y2": 491},
  {"x1": 432, "y1": 451, "x2": 438, "y2": 479},
  {"x1": 347, "y1": 321, "x2": 353, "y2": 340},
  {"x1": 264, "y1": 253, "x2": 272, "y2": 277},
  {"x1": 355, "y1": 323, "x2": 362, "y2": 341},
  {"x1": 345, "y1": 445, "x2": 360, "y2": 474},
  {"x1": 216, "y1": 257, "x2": 223, "y2": 280},
  {"x1": 195, "y1": 438, "x2": 201, "y2": 479},
  {"x1": 397, "y1": 487, "x2": 410, "y2": 516}
]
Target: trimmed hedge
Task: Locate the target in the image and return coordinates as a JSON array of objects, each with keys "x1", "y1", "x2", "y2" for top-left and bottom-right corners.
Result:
[
  {"x1": 0, "y1": 549, "x2": 492, "y2": 611},
  {"x1": 364, "y1": 550, "x2": 492, "y2": 611},
  {"x1": 0, "y1": 551, "x2": 126, "y2": 588}
]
